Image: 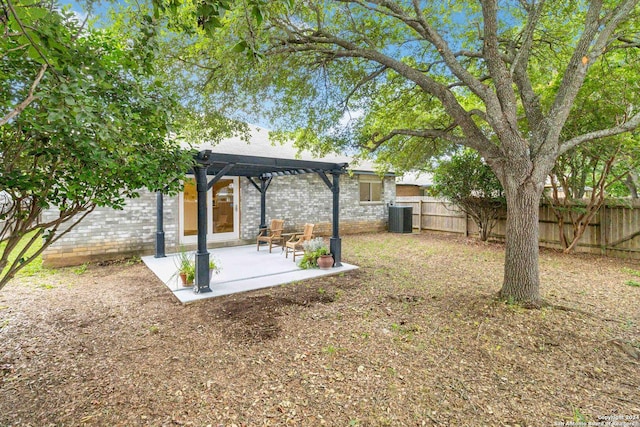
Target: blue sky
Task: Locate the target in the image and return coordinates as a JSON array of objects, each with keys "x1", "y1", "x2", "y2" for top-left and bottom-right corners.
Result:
[{"x1": 62, "y1": 0, "x2": 114, "y2": 26}]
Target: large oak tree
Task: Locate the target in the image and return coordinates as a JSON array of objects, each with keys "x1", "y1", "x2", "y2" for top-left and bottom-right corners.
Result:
[{"x1": 158, "y1": 0, "x2": 640, "y2": 306}]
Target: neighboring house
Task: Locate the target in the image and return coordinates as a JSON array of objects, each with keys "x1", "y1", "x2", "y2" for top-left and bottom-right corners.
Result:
[
  {"x1": 396, "y1": 172, "x2": 433, "y2": 197},
  {"x1": 41, "y1": 126, "x2": 396, "y2": 267},
  {"x1": 544, "y1": 175, "x2": 594, "y2": 199}
]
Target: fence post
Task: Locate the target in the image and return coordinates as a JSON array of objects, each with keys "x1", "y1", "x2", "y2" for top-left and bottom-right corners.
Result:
[
  {"x1": 418, "y1": 199, "x2": 422, "y2": 232},
  {"x1": 464, "y1": 212, "x2": 469, "y2": 237}
]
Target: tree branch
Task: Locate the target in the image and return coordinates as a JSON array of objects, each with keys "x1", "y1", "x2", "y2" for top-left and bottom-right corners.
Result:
[
  {"x1": 341, "y1": 65, "x2": 387, "y2": 109},
  {"x1": 510, "y1": 1, "x2": 546, "y2": 137},
  {"x1": 0, "y1": 63, "x2": 47, "y2": 126},
  {"x1": 0, "y1": 204, "x2": 96, "y2": 291},
  {"x1": 479, "y1": 0, "x2": 520, "y2": 139},
  {"x1": 268, "y1": 24, "x2": 495, "y2": 155},
  {"x1": 559, "y1": 111, "x2": 640, "y2": 155},
  {"x1": 380, "y1": 0, "x2": 492, "y2": 102},
  {"x1": 366, "y1": 127, "x2": 466, "y2": 152},
  {"x1": 5, "y1": 0, "x2": 52, "y2": 68}
]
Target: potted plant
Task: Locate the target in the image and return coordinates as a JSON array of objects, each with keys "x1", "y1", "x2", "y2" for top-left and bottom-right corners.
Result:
[
  {"x1": 175, "y1": 247, "x2": 195, "y2": 286},
  {"x1": 299, "y1": 237, "x2": 333, "y2": 269},
  {"x1": 174, "y1": 247, "x2": 222, "y2": 286},
  {"x1": 317, "y1": 252, "x2": 334, "y2": 269}
]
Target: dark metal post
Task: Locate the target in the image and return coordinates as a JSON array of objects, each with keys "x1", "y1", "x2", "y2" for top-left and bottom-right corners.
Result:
[
  {"x1": 330, "y1": 171, "x2": 342, "y2": 267},
  {"x1": 154, "y1": 191, "x2": 165, "y2": 258},
  {"x1": 259, "y1": 176, "x2": 268, "y2": 231},
  {"x1": 194, "y1": 165, "x2": 211, "y2": 293}
]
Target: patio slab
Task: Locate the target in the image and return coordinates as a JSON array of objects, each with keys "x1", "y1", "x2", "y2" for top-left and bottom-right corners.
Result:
[{"x1": 142, "y1": 244, "x2": 358, "y2": 303}]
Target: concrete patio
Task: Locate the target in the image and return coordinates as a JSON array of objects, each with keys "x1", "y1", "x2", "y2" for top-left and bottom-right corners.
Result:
[{"x1": 142, "y1": 244, "x2": 358, "y2": 303}]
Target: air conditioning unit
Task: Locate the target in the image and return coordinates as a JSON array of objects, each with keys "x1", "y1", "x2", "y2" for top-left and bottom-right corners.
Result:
[{"x1": 388, "y1": 206, "x2": 412, "y2": 233}]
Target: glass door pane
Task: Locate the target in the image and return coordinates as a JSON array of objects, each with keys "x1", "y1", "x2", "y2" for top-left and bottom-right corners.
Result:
[
  {"x1": 212, "y1": 179, "x2": 234, "y2": 234},
  {"x1": 183, "y1": 178, "x2": 198, "y2": 236}
]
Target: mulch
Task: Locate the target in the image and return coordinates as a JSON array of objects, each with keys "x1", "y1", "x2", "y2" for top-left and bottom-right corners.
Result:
[{"x1": 1, "y1": 232, "x2": 639, "y2": 426}]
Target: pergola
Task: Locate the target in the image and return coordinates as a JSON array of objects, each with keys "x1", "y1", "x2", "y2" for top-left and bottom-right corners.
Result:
[{"x1": 154, "y1": 150, "x2": 349, "y2": 294}]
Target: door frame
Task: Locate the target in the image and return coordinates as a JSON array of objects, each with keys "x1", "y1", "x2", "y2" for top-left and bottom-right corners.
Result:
[{"x1": 179, "y1": 176, "x2": 240, "y2": 244}]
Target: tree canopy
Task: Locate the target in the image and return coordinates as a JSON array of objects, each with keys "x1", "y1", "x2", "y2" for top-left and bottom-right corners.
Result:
[
  {"x1": 539, "y1": 44, "x2": 640, "y2": 252},
  {"x1": 0, "y1": 0, "x2": 193, "y2": 290}
]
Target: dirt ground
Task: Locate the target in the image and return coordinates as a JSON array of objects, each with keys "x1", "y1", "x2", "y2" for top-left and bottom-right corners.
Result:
[{"x1": 1, "y1": 232, "x2": 639, "y2": 426}]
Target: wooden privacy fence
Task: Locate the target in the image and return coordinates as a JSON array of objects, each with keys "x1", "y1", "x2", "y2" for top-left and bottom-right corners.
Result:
[{"x1": 395, "y1": 196, "x2": 640, "y2": 260}]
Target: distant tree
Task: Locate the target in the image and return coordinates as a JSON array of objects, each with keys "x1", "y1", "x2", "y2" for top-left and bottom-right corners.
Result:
[
  {"x1": 546, "y1": 135, "x2": 640, "y2": 253},
  {"x1": 432, "y1": 149, "x2": 505, "y2": 241},
  {"x1": 542, "y1": 51, "x2": 640, "y2": 252},
  {"x1": 0, "y1": 1, "x2": 192, "y2": 291}
]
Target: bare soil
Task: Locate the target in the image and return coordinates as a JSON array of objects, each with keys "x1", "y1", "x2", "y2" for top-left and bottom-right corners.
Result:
[{"x1": 1, "y1": 232, "x2": 639, "y2": 426}]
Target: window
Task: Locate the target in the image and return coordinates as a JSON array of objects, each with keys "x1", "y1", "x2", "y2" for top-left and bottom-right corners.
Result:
[{"x1": 359, "y1": 175, "x2": 383, "y2": 202}]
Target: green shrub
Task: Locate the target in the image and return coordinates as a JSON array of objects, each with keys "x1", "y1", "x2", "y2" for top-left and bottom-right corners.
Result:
[{"x1": 299, "y1": 238, "x2": 330, "y2": 269}]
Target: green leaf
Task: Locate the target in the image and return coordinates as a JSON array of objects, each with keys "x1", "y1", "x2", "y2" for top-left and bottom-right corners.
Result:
[
  {"x1": 252, "y1": 6, "x2": 263, "y2": 26},
  {"x1": 232, "y1": 40, "x2": 248, "y2": 52}
]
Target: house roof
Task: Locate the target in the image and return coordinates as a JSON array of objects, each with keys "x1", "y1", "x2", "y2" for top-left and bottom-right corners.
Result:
[
  {"x1": 396, "y1": 171, "x2": 433, "y2": 187},
  {"x1": 191, "y1": 124, "x2": 387, "y2": 178}
]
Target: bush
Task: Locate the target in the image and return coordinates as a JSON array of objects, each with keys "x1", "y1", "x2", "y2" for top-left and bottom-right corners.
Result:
[{"x1": 432, "y1": 148, "x2": 505, "y2": 241}]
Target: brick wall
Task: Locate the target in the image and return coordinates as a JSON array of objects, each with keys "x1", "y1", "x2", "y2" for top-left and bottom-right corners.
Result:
[
  {"x1": 42, "y1": 192, "x2": 179, "y2": 267},
  {"x1": 240, "y1": 174, "x2": 394, "y2": 239},
  {"x1": 42, "y1": 174, "x2": 395, "y2": 266}
]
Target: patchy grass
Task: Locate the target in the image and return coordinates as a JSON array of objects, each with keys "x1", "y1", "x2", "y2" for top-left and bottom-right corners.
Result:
[
  {"x1": 72, "y1": 263, "x2": 89, "y2": 275},
  {"x1": 0, "y1": 230, "x2": 55, "y2": 279},
  {"x1": 622, "y1": 267, "x2": 640, "y2": 277},
  {"x1": 0, "y1": 232, "x2": 639, "y2": 426}
]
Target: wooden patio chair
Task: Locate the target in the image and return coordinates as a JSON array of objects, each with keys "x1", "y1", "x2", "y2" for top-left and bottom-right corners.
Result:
[
  {"x1": 256, "y1": 219, "x2": 285, "y2": 252},
  {"x1": 285, "y1": 223, "x2": 315, "y2": 261}
]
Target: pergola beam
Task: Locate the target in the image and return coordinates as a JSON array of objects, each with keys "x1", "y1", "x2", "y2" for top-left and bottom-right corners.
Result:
[{"x1": 207, "y1": 163, "x2": 235, "y2": 191}]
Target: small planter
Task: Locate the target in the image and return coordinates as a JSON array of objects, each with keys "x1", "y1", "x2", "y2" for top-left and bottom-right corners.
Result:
[
  {"x1": 317, "y1": 254, "x2": 334, "y2": 269},
  {"x1": 179, "y1": 272, "x2": 193, "y2": 286}
]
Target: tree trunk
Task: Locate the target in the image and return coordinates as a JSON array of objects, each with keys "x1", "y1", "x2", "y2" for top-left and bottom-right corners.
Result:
[
  {"x1": 558, "y1": 215, "x2": 570, "y2": 250},
  {"x1": 625, "y1": 172, "x2": 638, "y2": 199},
  {"x1": 500, "y1": 181, "x2": 544, "y2": 306}
]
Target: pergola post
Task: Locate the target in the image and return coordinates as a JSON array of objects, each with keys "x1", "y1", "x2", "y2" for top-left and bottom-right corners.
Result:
[
  {"x1": 248, "y1": 176, "x2": 272, "y2": 233},
  {"x1": 259, "y1": 176, "x2": 269, "y2": 231},
  {"x1": 330, "y1": 171, "x2": 342, "y2": 267},
  {"x1": 194, "y1": 164, "x2": 211, "y2": 294},
  {"x1": 154, "y1": 191, "x2": 165, "y2": 258}
]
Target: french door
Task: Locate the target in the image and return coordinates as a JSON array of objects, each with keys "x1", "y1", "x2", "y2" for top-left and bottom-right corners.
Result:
[{"x1": 180, "y1": 176, "x2": 239, "y2": 243}]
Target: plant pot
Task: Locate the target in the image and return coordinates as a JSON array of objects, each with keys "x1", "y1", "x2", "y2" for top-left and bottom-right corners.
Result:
[
  {"x1": 179, "y1": 272, "x2": 192, "y2": 286},
  {"x1": 317, "y1": 254, "x2": 334, "y2": 269}
]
